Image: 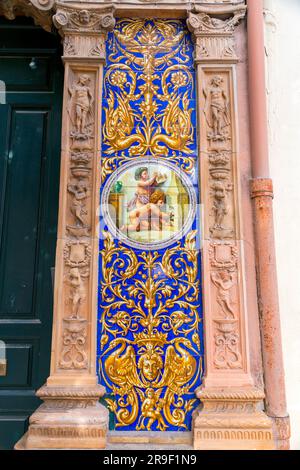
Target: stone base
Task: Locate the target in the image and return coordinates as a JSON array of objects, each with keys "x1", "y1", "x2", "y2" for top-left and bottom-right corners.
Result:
[
  {"x1": 193, "y1": 387, "x2": 275, "y2": 450},
  {"x1": 15, "y1": 384, "x2": 108, "y2": 450},
  {"x1": 271, "y1": 415, "x2": 291, "y2": 450}
]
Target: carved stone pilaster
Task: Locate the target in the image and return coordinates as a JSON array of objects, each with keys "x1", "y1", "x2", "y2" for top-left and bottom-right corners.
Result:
[
  {"x1": 187, "y1": 5, "x2": 246, "y2": 63},
  {"x1": 15, "y1": 3, "x2": 115, "y2": 450},
  {"x1": 188, "y1": 4, "x2": 275, "y2": 449},
  {"x1": 198, "y1": 67, "x2": 252, "y2": 386}
]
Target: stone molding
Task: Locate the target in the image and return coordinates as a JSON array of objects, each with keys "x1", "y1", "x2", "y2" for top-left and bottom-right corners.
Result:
[
  {"x1": 0, "y1": 0, "x2": 247, "y2": 33},
  {"x1": 193, "y1": 387, "x2": 274, "y2": 450}
]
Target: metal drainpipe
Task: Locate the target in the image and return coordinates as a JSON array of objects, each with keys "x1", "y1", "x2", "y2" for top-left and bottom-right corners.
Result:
[{"x1": 247, "y1": 0, "x2": 290, "y2": 450}]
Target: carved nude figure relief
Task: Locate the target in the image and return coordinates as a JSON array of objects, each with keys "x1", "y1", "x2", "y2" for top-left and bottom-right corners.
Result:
[
  {"x1": 69, "y1": 74, "x2": 93, "y2": 138},
  {"x1": 204, "y1": 75, "x2": 230, "y2": 141},
  {"x1": 211, "y1": 271, "x2": 236, "y2": 319},
  {"x1": 68, "y1": 180, "x2": 90, "y2": 226}
]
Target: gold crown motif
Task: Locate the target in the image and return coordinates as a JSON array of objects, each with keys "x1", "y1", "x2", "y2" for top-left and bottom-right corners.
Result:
[{"x1": 134, "y1": 331, "x2": 167, "y2": 347}]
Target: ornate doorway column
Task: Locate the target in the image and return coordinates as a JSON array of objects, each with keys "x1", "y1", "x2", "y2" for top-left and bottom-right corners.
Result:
[
  {"x1": 187, "y1": 3, "x2": 274, "y2": 450},
  {"x1": 15, "y1": 2, "x2": 115, "y2": 449}
]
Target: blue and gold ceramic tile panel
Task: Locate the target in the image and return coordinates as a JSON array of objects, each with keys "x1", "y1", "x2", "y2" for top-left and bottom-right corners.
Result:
[{"x1": 98, "y1": 19, "x2": 204, "y2": 431}]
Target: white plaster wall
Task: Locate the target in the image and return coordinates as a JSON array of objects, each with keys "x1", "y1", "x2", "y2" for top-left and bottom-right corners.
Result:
[{"x1": 264, "y1": 0, "x2": 300, "y2": 450}]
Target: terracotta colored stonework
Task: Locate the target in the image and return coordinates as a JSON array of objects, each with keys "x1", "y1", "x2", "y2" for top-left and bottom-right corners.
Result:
[{"x1": 0, "y1": 0, "x2": 286, "y2": 450}]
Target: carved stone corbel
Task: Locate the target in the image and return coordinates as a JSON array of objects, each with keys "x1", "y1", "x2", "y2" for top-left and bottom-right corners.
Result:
[
  {"x1": 15, "y1": 3, "x2": 115, "y2": 450},
  {"x1": 187, "y1": 5, "x2": 275, "y2": 450},
  {"x1": 0, "y1": 0, "x2": 55, "y2": 31}
]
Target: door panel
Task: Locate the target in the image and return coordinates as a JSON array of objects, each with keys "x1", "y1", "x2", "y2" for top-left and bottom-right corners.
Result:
[
  {"x1": 0, "y1": 17, "x2": 63, "y2": 449},
  {"x1": 0, "y1": 109, "x2": 48, "y2": 316}
]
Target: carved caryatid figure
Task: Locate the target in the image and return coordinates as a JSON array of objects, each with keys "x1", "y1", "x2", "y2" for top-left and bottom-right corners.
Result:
[
  {"x1": 211, "y1": 181, "x2": 229, "y2": 228},
  {"x1": 204, "y1": 75, "x2": 230, "y2": 140},
  {"x1": 68, "y1": 180, "x2": 90, "y2": 226},
  {"x1": 211, "y1": 271, "x2": 236, "y2": 319},
  {"x1": 69, "y1": 74, "x2": 93, "y2": 136},
  {"x1": 68, "y1": 267, "x2": 89, "y2": 318}
]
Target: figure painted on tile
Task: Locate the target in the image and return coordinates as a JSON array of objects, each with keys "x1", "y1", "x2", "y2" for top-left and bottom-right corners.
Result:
[
  {"x1": 138, "y1": 348, "x2": 163, "y2": 382},
  {"x1": 122, "y1": 189, "x2": 173, "y2": 233},
  {"x1": 127, "y1": 167, "x2": 161, "y2": 211},
  {"x1": 105, "y1": 161, "x2": 191, "y2": 246},
  {"x1": 136, "y1": 388, "x2": 167, "y2": 431}
]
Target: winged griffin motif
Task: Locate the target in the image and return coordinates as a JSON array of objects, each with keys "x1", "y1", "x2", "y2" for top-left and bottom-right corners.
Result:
[{"x1": 102, "y1": 333, "x2": 199, "y2": 430}]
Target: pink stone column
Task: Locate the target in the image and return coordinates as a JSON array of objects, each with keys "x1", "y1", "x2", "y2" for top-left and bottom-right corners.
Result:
[{"x1": 247, "y1": 0, "x2": 290, "y2": 450}]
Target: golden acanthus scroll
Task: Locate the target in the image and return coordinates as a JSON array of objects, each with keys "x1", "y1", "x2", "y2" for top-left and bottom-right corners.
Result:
[
  {"x1": 99, "y1": 231, "x2": 203, "y2": 430},
  {"x1": 101, "y1": 19, "x2": 197, "y2": 180}
]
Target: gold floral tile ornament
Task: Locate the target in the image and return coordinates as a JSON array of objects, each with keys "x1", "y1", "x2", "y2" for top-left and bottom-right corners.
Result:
[{"x1": 98, "y1": 19, "x2": 203, "y2": 432}]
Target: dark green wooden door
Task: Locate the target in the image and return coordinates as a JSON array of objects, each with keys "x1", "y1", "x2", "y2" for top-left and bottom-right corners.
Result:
[{"x1": 0, "y1": 18, "x2": 63, "y2": 449}]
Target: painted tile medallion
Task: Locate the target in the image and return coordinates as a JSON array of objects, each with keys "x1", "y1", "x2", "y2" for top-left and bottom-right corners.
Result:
[
  {"x1": 102, "y1": 159, "x2": 197, "y2": 249},
  {"x1": 98, "y1": 19, "x2": 203, "y2": 431}
]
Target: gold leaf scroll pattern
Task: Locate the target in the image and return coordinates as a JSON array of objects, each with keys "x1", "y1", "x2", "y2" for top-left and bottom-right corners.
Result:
[
  {"x1": 101, "y1": 19, "x2": 196, "y2": 180},
  {"x1": 99, "y1": 231, "x2": 203, "y2": 430}
]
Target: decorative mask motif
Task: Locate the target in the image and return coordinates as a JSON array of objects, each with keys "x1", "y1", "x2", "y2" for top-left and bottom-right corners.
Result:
[{"x1": 98, "y1": 20, "x2": 203, "y2": 432}]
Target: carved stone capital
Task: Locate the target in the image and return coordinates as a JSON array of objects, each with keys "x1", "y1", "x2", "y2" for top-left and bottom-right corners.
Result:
[
  {"x1": 187, "y1": 5, "x2": 246, "y2": 63},
  {"x1": 53, "y1": 3, "x2": 115, "y2": 34},
  {"x1": 52, "y1": 3, "x2": 115, "y2": 60}
]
